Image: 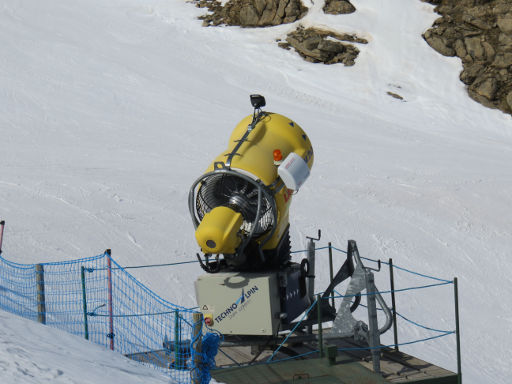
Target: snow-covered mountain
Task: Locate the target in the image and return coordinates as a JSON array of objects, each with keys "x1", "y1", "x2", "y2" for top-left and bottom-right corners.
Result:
[{"x1": 1, "y1": 0, "x2": 510, "y2": 383}]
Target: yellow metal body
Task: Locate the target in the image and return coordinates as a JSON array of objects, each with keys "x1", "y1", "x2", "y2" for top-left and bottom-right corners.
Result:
[
  {"x1": 195, "y1": 206, "x2": 243, "y2": 254},
  {"x1": 196, "y1": 112, "x2": 313, "y2": 254}
]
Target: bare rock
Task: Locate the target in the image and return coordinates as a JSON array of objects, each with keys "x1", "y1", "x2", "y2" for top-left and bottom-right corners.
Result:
[
  {"x1": 454, "y1": 39, "x2": 467, "y2": 58},
  {"x1": 254, "y1": 0, "x2": 266, "y2": 14},
  {"x1": 482, "y1": 41, "x2": 496, "y2": 62},
  {"x1": 506, "y1": 91, "x2": 512, "y2": 111},
  {"x1": 492, "y1": 53, "x2": 512, "y2": 69},
  {"x1": 260, "y1": 3, "x2": 277, "y2": 25},
  {"x1": 460, "y1": 63, "x2": 484, "y2": 85},
  {"x1": 498, "y1": 32, "x2": 512, "y2": 48},
  {"x1": 278, "y1": 41, "x2": 291, "y2": 50},
  {"x1": 387, "y1": 91, "x2": 404, "y2": 101},
  {"x1": 472, "y1": 76, "x2": 498, "y2": 101},
  {"x1": 239, "y1": 4, "x2": 260, "y2": 25},
  {"x1": 465, "y1": 36, "x2": 485, "y2": 60},
  {"x1": 464, "y1": 5, "x2": 493, "y2": 20},
  {"x1": 276, "y1": 0, "x2": 286, "y2": 19},
  {"x1": 197, "y1": 0, "x2": 308, "y2": 27},
  {"x1": 424, "y1": 30, "x2": 455, "y2": 56},
  {"x1": 283, "y1": 0, "x2": 303, "y2": 23},
  {"x1": 323, "y1": 0, "x2": 356, "y2": 15},
  {"x1": 493, "y1": 3, "x2": 510, "y2": 16},
  {"x1": 423, "y1": 0, "x2": 512, "y2": 115},
  {"x1": 497, "y1": 13, "x2": 512, "y2": 34},
  {"x1": 282, "y1": 27, "x2": 367, "y2": 65},
  {"x1": 462, "y1": 14, "x2": 492, "y2": 30}
]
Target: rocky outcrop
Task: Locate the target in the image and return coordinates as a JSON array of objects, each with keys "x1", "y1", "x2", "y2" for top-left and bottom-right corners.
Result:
[
  {"x1": 195, "y1": 0, "x2": 308, "y2": 27},
  {"x1": 194, "y1": 0, "x2": 365, "y2": 67},
  {"x1": 323, "y1": 0, "x2": 356, "y2": 15},
  {"x1": 422, "y1": 0, "x2": 512, "y2": 114},
  {"x1": 278, "y1": 27, "x2": 367, "y2": 65}
]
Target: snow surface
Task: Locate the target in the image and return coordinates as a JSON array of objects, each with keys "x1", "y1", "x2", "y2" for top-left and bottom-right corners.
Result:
[
  {"x1": 0, "y1": 309, "x2": 173, "y2": 384},
  {"x1": 0, "y1": 0, "x2": 511, "y2": 383}
]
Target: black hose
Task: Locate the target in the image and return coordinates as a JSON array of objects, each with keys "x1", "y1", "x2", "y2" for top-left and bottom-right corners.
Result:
[
  {"x1": 350, "y1": 294, "x2": 361, "y2": 312},
  {"x1": 196, "y1": 253, "x2": 222, "y2": 273}
]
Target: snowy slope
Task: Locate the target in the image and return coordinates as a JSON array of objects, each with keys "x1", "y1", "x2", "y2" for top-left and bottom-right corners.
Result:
[
  {"x1": 0, "y1": 0, "x2": 511, "y2": 383},
  {"x1": 0, "y1": 309, "x2": 173, "y2": 384}
]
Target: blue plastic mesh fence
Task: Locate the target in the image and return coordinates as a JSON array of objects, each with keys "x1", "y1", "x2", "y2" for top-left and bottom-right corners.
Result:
[
  {"x1": 0, "y1": 257, "x2": 38, "y2": 321},
  {"x1": 0, "y1": 251, "x2": 216, "y2": 384}
]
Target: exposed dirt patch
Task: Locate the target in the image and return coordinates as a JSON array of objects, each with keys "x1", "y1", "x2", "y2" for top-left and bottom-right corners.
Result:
[{"x1": 422, "y1": 0, "x2": 512, "y2": 114}]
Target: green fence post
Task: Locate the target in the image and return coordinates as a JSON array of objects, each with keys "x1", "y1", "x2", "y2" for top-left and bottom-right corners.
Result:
[
  {"x1": 81, "y1": 266, "x2": 89, "y2": 340},
  {"x1": 454, "y1": 277, "x2": 462, "y2": 384}
]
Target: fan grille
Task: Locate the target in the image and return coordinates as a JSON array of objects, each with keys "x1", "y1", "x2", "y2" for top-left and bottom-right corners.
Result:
[{"x1": 195, "y1": 174, "x2": 274, "y2": 239}]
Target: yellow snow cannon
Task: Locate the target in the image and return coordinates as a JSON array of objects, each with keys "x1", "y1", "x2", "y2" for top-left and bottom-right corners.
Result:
[{"x1": 188, "y1": 95, "x2": 314, "y2": 272}]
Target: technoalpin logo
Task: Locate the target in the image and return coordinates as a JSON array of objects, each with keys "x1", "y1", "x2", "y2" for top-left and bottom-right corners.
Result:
[{"x1": 215, "y1": 286, "x2": 259, "y2": 323}]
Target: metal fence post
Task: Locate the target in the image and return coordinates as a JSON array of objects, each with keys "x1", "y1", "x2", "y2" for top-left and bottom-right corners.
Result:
[
  {"x1": 192, "y1": 312, "x2": 203, "y2": 384},
  {"x1": 454, "y1": 277, "x2": 462, "y2": 384},
  {"x1": 106, "y1": 249, "x2": 114, "y2": 351},
  {"x1": 307, "y1": 238, "x2": 316, "y2": 334},
  {"x1": 389, "y1": 258, "x2": 399, "y2": 351},
  {"x1": 365, "y1": 271, "x2": 380, "y2": 373},
  {"x1": 317, "y1": 294, "x2": 324, "y2": 358},
  {"x1": 35, "y1": 264, "x2": 46, "y2": 324},
  {"x1": 81, "y1": 266, "x2": 89, "y2": 340}
]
